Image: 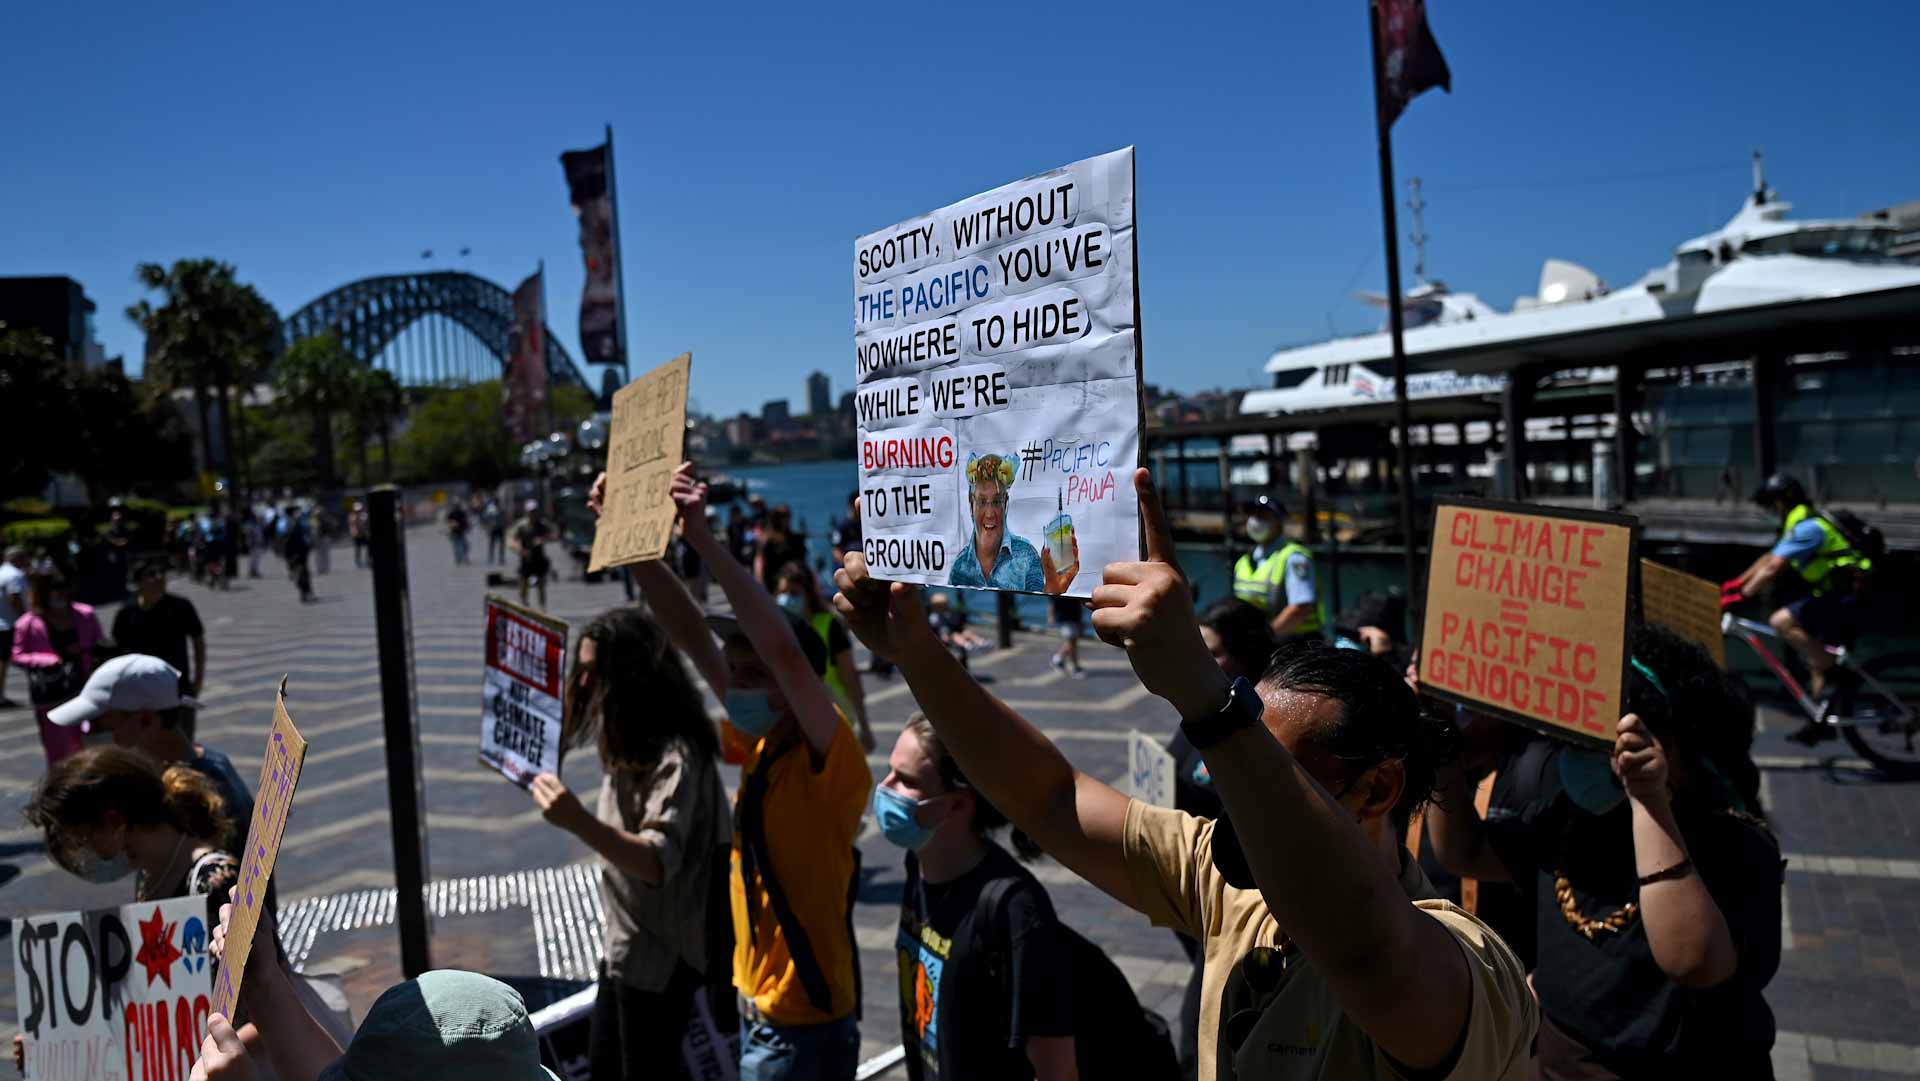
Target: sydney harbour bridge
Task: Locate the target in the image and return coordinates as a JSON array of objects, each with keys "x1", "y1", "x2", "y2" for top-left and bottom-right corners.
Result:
[{"x1": 279, "y1": 270, "x2": 623, "y2": 400}]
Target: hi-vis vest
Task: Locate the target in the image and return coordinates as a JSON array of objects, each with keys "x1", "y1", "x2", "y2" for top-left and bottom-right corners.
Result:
[
  {"x1": 1782, "y1": 504, "x2": 1870, "y2": 596},
  {"x1": 1234, "y1": 543, "x2": 1326, "y2": 633}
]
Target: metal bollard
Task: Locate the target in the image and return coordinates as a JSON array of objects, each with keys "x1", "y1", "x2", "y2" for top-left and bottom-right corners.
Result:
[{"x1": 367, "y1": 485, "x2": 434, "y2": 978}]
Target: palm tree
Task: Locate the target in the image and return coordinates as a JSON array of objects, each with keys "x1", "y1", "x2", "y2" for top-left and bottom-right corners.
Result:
[
  {"x1": 345, "y1": 366, "x2": 407, "y2": 484},
  {"x1": 126, "y1": 260, "x2": 279, "y2": 497},
  {"x1": 274, "y1": 333, "x2": 361, "y2": 491}
]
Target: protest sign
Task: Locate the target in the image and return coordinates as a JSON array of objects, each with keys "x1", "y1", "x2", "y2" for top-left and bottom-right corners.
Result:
[
  {"x1": 480, "y1": 596, "x2": 569, "y2": 785},
  {"x1": 1418, "y1": 499, "x2": 1638, "y2": 747},
  {"x1": 209, "y1": 680, "x2": 308, "y2": 1021},
  {"x1": 12, "y1": 894, "x2": 213, "y2": 1080},
  {"x1": 588, "y1": 353, "x2": 691, "y2": 571},
  {"x1": 1128, "y1": 731, "x2": 1177, "y2": 809},
  {"x1": 853, "y1": 148, "x2": 1141, "y2": 598},
  {"x1": 1639, "y1": 558, "x2": 1728, "y2": 669}
]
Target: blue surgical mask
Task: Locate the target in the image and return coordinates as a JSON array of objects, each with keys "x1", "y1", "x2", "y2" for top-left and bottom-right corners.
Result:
[
  {"x1": 777, "y1": 593, "x2": 806, "y2": 615},
  {"x1": 83, "y1": 851, "x2": 135, "y2": 884},
  {"x1": 724, "y1": 688, "x2": 779, "y2": 739},
  {"x1": 872, "y1": 785, "x2": 938, "y2": 850},
  {"x1": 1558, "y1": 748, "x2": 1625, "y2": 816}
]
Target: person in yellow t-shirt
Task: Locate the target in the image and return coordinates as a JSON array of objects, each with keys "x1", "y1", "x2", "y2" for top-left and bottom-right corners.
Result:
[
  {"x1": 835, "y1": 469, "x2": 1537, "y2": 1081},
  {"x1": 654, "y1": 463, "x2": 873, "y2": 1081}
]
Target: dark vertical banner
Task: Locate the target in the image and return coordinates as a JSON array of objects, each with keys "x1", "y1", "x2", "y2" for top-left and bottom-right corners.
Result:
[
  {"x1": 1374, "y1": 0, "x2": 1452, "y2": 127},
  {"x1": 560, "y1": 142, "x2": 622, "y2": 365},
  {"x1": 506, "y1": 270, "x2": 548, "y2": 445}
]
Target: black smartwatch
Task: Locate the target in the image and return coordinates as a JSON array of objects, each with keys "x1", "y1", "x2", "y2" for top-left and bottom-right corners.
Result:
[{"x1": 1179, "y1": 676, "x2": 1262, "y2": 750}]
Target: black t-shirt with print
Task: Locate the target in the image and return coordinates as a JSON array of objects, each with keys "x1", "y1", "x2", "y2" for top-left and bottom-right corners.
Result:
[
  {"x1": 1487, "y1": 792, "x2": 1784, "y2": 1074},
  {"x1": 898, "y1": 844, "x2": 1073, "y2": 1081},
  {"x1": 112, "y1": 594, "x2": 203, "y2": 685}
]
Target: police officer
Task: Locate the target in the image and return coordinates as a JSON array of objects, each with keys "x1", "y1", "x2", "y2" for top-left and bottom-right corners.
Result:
[
  {"x1": 1728, "y1": 473, "x2": 1871, "y2": 725},
  {"x1": 1231, "y1": 495, "x2": 1326, "y2": 641}
]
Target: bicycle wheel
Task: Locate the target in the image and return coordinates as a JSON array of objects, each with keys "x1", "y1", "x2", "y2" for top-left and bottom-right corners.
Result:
[{"x1": 1839, "y1": 652, "x2": 1920, "y2": 779}]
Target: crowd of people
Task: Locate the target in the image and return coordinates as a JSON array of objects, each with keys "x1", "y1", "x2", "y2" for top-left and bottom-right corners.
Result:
[{"x1": 7, "y1": 464, "x2": 1840, "y2": 1081}]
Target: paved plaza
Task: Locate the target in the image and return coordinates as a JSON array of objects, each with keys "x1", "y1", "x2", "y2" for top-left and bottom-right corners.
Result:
[{"x1": 3, "y1": 528, "x2": 1919, "y2": 1078}]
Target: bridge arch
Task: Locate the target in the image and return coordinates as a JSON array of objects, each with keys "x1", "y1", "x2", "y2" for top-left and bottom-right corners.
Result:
[{"x1": 280, "y1": 271, "x2": 590, "y2": 390}]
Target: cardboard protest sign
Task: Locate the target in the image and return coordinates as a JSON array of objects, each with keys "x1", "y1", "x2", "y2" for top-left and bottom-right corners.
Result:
[
  {"x1": 853, "y1": 147, "x2": 1142, "y2": 598},
  {"x1": 12, "y1": 895, "x2": 213, "y2": 1080},
  {"x1": 209, "y1": 680, "x2": 308, "y2": 1021},
  {"x1": 1128, "y1": 731, "x2": 1177, "y2": 809},
  {"x1": 1418, "y1": 499, "x2": 1638, "y2": 747},
  {"x1": 588, "y1": 352, "x2": 692, "y2": 571},
  {"x1": 480, "y1": 596, "x2": 569, "y2": 785},
  {"x1": 1640, "y1": 559, "x2": 1727, "y2": 669}
]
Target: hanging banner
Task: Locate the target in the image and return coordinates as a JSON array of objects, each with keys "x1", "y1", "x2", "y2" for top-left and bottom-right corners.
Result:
[
  {"x1": 852, "y1": 147, "x2": 1142, "y2": 598},
  {"x1": 1418, "y1": 499, "x2": 1638, "y2": 747},
  {"x1": 505, "y1": 270, "x2": 549, "y2": 446},
  {"x1": 588, "y1": 353, "x2": 691, "y2": 571},
  {"x1": 560, "y1": 142, "x2": 622, "y2": 366},
  {"x1": 209, "y1": 680, "x2": 308, "y2": 1021},
  {"x1": 1640, "y1": 558, "x2": 1727, "y2": 669},
  {"x1": 481, "y1": 596, "x2": 569, "y2": 785},
  {"x1": 12, "y1": 894, "x2": 212, "y2": 1081}
]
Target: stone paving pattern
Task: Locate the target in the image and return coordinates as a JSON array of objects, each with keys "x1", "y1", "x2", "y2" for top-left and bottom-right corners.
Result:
[{"x1": 1, "y1": 529, "x2": 1916, "y2": 1077}]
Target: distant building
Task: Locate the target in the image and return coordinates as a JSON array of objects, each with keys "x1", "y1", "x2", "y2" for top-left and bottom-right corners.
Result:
[
  {"x1": 724, "y1": 413, "x2": 760, "y2": 447},
  {"x1": 0, "y1": 276, "x2": 105, "y2": 367},
  {"x1": 1861, "y1": 199, "x2": 1920, "y2": 262},
  {"x1": 763, "y1": 398, "x2": 791, "y2": 425},
  {"x1": 806, "y1": 371, "x2": 832, "y2": 417}
]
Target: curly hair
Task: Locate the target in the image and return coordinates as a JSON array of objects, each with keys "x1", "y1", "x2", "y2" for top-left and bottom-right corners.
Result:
[
  {"x1": 1199, "y1": 597, "x2": 1278, "y2": 680},
  {"x1": 24, "y1": 747, "x2": 230, "y2": 875},
  {"x1": 564, "y1": 606, "x2": 718, "y2": 773},
  {"x1": 905, "y1": 712, "x2": 1044, "y2": 862},
  {"x1": 1626, "y1": 622, "x2": 1763, "y2": 816}
]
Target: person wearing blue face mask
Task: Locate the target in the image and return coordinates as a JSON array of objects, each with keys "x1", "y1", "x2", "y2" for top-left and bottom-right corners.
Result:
[
  {"x1": 593, "y1": 463, "x2": 873, "y2": 1081},
  {"x1": 777, "y1": 561, "x2": 874, "y2": 753},
  {"x1": 1428, "y1": 624, "x2": 1782, "y2": 1079}
]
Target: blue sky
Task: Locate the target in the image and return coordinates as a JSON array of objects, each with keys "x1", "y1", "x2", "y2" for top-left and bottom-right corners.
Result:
[{"x1": 5, "y1": 1, "x2": 1916, "y2": 417}]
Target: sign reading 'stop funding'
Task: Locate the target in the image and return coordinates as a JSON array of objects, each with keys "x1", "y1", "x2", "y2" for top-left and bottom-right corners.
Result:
[
  {"x1": 1418, "y1": 499, "x2": 1639, "y2": 747},
  {"x1": 852, "y1": 148, "x2": 1141, "y2": 598}
]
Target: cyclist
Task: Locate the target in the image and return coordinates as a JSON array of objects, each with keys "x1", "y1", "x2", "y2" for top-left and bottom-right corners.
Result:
[{"x1": 1726, "y1": 473, "x2": 1872, "y2": 735}]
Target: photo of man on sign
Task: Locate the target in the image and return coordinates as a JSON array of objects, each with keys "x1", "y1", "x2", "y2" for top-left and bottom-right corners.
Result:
[{"x1": 948, "y1": 451, "x2": 1077, "y2": 594}]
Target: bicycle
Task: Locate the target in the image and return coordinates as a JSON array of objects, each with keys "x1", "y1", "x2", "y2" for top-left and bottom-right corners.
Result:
[{"x1": 1721, "y1": 612, "x2": 1920, "y2": 777}]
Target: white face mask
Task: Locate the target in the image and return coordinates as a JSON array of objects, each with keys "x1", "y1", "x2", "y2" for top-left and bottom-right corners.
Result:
[
  {"x1": 82, "y1": 850, "x2": 135, "y2": 884},
  {"x1": 1246, "y1": 519, "x2": 1278, "y2": 544}
]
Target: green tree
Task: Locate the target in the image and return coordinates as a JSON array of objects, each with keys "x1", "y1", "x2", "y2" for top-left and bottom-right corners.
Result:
[
  {"x1": 396, "y1": 380, "x2": 517, "y2": 487},
  {"x1": 549, "y1": 383, "x2": 597, "y2": 433},
  {"x1": 67, "y1": 365, "x2": 196, "y2": 503},
  {"x1": 126, "y1": 260, "x2": 280, "y2": 493},
  {"x1": 343, "y1": 367, "x2": 407, "y2": 484},
  {"x1": 273, "y1": 333, "x2": 360, "y2": 490}
]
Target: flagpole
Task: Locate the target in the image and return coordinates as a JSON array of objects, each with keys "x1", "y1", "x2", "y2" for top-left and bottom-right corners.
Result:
[
  {"x1": 538, "y1": 258, "x2": 553, "y2": 437},
  {"x1": 604, "y1": 122, "x2": 631, "y2": 397},
  {"x1": 1367, "y1": 0, "x2": 1423, "y2": 630}
]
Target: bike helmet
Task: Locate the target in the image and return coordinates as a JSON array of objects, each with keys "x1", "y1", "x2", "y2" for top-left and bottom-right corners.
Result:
[{"x1": 1751, "y1": 472, "x2": 1806, "y2": 509}]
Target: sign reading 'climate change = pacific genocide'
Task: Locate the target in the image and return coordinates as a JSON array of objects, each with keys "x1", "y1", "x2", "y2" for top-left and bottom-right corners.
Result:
[
  {"x1": 853, "y1": 147, "x2": 1142, "y2": 598},
  {"x1": 480, "y1": 595, "x2": 568, "y2": 785},
  {"x1": 13, "y1": 895, "x2": 213, "y2": 1080}
]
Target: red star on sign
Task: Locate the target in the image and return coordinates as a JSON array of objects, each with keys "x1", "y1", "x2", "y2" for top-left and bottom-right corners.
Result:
[{"x1": 135, "y1": 907, "x2": 182, "y2": 988}]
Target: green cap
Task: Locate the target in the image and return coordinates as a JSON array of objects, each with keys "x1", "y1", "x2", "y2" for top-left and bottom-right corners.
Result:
[{"x1": 317, "y1": 971, "x2": 556, "y2": 1081}]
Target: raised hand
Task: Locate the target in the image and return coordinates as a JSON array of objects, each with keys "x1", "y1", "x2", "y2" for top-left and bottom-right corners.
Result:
[
  {"x1": 587, "y1": 472, "x2": 608, "y2": 518},
  {"x1": 1041, "y1": 536, "x2": 1080, "y2": 595},
  {"x1": 668, "y1": 462, "x2": 716, "y2": 545},
  {"x1": 529, "y1": 772, "x2": 590, "y2": 832},
  {"x1": 1089, "y1": 470, "x2": 1225, "y2": 719},
  {"x1": 1613, "y1": 713, "x2": 1669, "y2": 805},
  {"x1": 833, "y1": 552, "x2": 936, "y2": 662},
  {"x1": 188, "y1": 1014, "x2": 258, "y2": 1081}
]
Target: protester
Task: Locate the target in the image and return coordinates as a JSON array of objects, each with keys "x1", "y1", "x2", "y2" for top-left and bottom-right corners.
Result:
[
  {"x1": 836, "y1": 469, "x2": 1535, "y2": 1080},
  {"x1": 524, "y1": 605, "x2": 732, "y2": 1081},
  {"x1": 199, "y1": 500, "x2": 232, "y2": 590},
  {"x1": 777, "y1": 561, "x2": 876, "y2": 752},
  {"x1": 114, "y1": 558, "x2": 207, "y2": 695},
  {"x1": 1049, "y1": 594, "x2": 1087, "y2": 678},
  {"x1": 1332, "y1": 590, "x2": 1409, "y2": 659},
  {"x1": 12, "y1": 573, "x2": 103, "y2": 765},
  {"x1": 192, "y1": 901, "x2": 554, "y2": 1081},
  {"x1": 0, "y1": 546, "x2": 29, "y2": 709},
  {"x1": 246, "y1": 512, "x2": 267, "y2": 578},
  {"x1": 753, "y1": 504, "x2": 808, "y2": 594},
  {"x1": 446, "y1": 498, "x2": 472, "y2": 566},
  {"x1": 1427, "y1": 624, "x2": 1781, "y2": 1078},
  {"x1": 511, "y1": 500, "x2": 553, "y2": 610},
  {"x1": 483, "y1": 495, "x2": 507, "y2": 565},
  {"x1": 281, "y1": 504, "x2": 315, "y2": 602},
  {"x1": 830, "y1": 492, "x2": 863, "y2": 569},
  {"x1": 624, "y1": 463, "x2": 870, "y2": 1080},
  {"x1": 348, "y1": 501, "x2": 369, "y2": 568}
]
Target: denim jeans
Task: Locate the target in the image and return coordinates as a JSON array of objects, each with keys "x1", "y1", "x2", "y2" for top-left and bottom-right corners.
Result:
[{"x1": 738, "y1": 1014, "x2": 859, "y2": 1081}]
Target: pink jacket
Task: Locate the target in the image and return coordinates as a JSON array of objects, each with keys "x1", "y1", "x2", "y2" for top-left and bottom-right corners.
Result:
[{"x1": 11, "y1": 605, "x2": 104, "y2": 673}]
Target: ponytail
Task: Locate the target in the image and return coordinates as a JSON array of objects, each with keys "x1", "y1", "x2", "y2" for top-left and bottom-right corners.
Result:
[
  {"x1": 160, "y1": 765, "x2": 229, "y2": 843},
  {"x1": 25, "y1": 748, "x2": 233, "y2": 874}
]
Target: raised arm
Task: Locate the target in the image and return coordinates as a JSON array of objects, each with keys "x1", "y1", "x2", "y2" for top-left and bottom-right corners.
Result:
[
  {"x1": 1616, "y1": 713, "x2": 1739, "y2": 987},
  {"x1": 834, "y1": 558, "x2": 1138, "y2": 908},
  {"x1": 1090, "y1": 470, "x2": 1473, "y2": 1072},
  {"x1": 673, "y1": 464, "x2": 842, "y2": 757},
  {"x1": 588, "y1": 471, "x2": 728, "y2": 701}
]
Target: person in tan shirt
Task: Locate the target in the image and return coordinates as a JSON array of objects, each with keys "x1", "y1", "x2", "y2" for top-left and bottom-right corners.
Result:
[{"x1": 835, "y1": 469, "x2": 1536, "y2": 1081}]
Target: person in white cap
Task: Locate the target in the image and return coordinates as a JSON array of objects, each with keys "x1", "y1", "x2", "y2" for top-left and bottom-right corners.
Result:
[{"x1": 50, "y1": 654, "x2": 259, "y2": 863}]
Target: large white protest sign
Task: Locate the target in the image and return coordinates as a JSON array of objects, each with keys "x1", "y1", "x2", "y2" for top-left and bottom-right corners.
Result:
[
  {"x1": 12, "y1": 895, "x2": 214, "y2": 1080},
  {"x1": 480, "y1": 596, "x2": 568, "y2": 785},
  {"x1": 854, "y1": 148, "x2": 1141, "y2": 597}
]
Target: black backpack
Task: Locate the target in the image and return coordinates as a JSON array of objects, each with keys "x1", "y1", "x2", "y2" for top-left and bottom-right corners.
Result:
[
  {"x1": 1823, "y1": 508, "x2": 1887, "y2": 564},
  {"x1": 970, "y1": 874, "x2": 1183, "y2": 1081}
]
